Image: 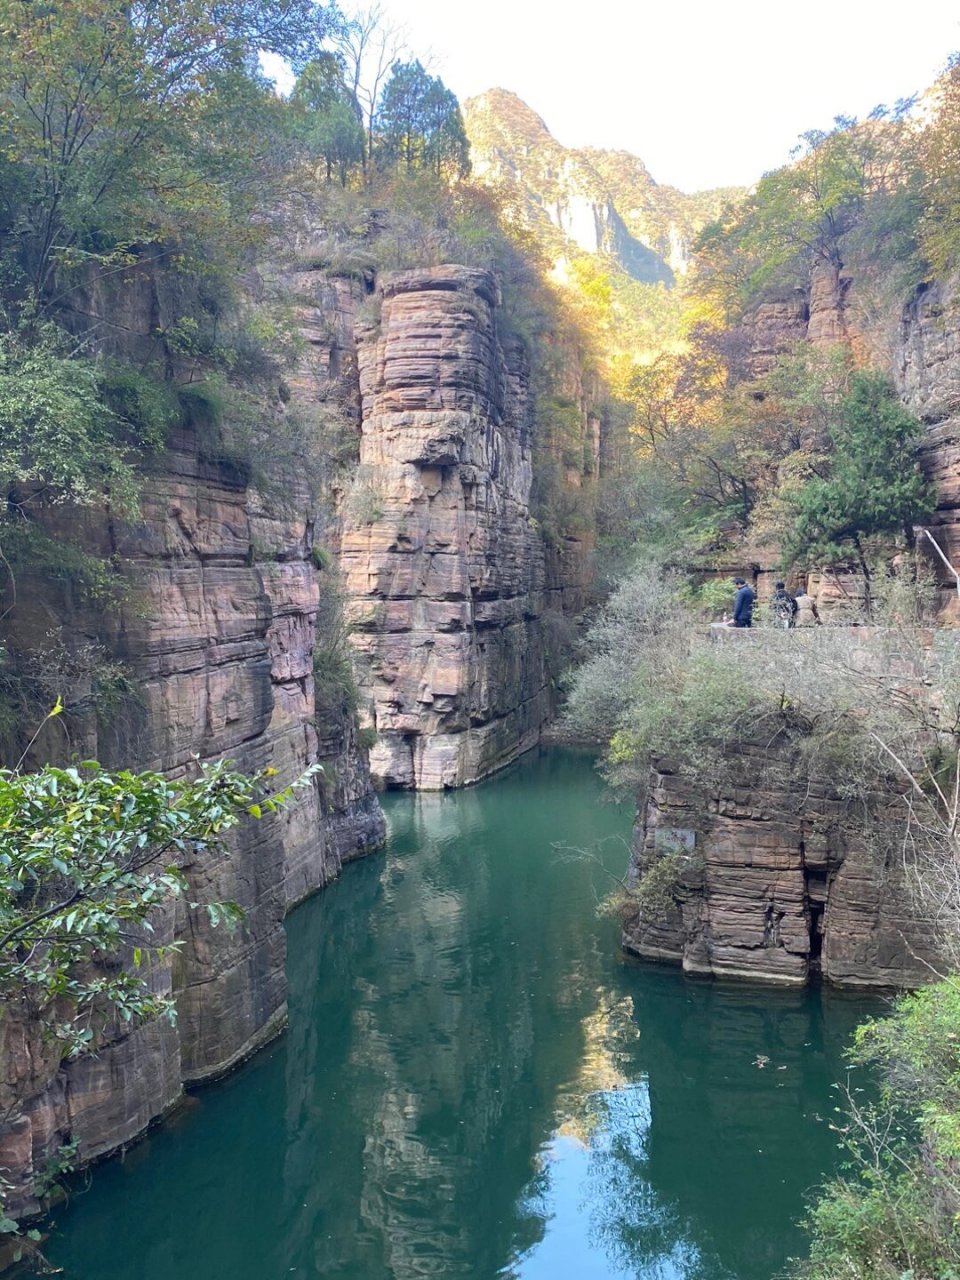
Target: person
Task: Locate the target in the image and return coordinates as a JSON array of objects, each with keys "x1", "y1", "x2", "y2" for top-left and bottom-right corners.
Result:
[
  {"x1": 794, "y1": 588, "x2": 821, "y2": 627},
  {"x1": 731, "y1": 577, "x2": 754, "y2": 628},
  {"x1": 770, "y1": 581, "x2": 798, "y2": 629}
]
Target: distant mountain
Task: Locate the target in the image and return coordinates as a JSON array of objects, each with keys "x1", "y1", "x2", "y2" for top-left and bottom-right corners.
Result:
[{"x1": 463, "y1": 89, "x2": 742, "y2": 285}]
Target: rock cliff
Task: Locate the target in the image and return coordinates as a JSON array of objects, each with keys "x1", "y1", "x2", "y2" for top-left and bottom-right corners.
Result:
[
  {"x1": 622, "y1": 265, "x2": 960, "y2": 989},
  {"x1": 464, "y1": 90, "x2": 739, "y2": 282},
  {"x1": 624, "y1": 744, "x2": 935, "y2": 988},
  {"x1": 895, "y1": 274, "x2": 960, "y2": 621},
  {"x1": 0, "y1": 282, "x2": 385, "y2": 1213},
  {"x1": 2, "y1": 248, "x2": 601, "y2": 1209},
  {"x1": 337, "y1": 266, "x2": 556, "y2": 789}
]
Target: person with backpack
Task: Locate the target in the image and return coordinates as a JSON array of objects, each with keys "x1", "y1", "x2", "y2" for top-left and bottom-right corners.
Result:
[{"x1": 770, "y1": 581, "x2": 798, "y2": 629}]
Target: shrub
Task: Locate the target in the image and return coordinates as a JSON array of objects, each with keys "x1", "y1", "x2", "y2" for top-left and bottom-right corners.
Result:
[{"x1": 797, "y1": 980, "x2": 960, "y2": 1280}]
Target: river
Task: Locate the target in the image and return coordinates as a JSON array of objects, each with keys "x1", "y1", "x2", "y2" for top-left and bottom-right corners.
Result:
[{"x1": 44, "y1": 748, "x2": 877, "y2": 1280}]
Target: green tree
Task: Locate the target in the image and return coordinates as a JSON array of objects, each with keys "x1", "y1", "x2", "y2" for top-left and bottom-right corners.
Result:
[
  {"x1": 916, "y1": 55, "x2": 960, "y2": 275},
  {"x1": 0, "y1": 753, "x2": 285, "y2": 1053},
  {"x1": 0, "y1": 332, "x2": 141, "y2": 522},
  {"x1": 0, "y1": 327, "x2": 157, "y2": 641},
  {"x1": 291, "y1": 54, "x2": 365, "y2": 185},
  {"x1": 798, "y1": 980, "x2": 960, "y2": 1280},
  {"x1": 0, "y1": 746, "x2": 313, "y2": 1239},
  {"x1": 782, "y1": 372, "x2": 934, "y2": 612},
  {"x1": 694, "y1": 110, "x2": 912, "y2": 315},
  {"x1": 377, "y1": 60, "x2": 469, "y2": 177},
  {"x1": 0, "y1": 0, "x2": 342, "y2": 308}
]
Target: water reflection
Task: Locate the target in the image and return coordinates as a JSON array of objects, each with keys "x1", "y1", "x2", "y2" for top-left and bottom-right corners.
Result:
[
  {"x1": 514, "y1": 973, "x2": 872, "y2": 1280},
  {"x1": 44, "y1": 751, "x2": 875, "y2": 1280}
]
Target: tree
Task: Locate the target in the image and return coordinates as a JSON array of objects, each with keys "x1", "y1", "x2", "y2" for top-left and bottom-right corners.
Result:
[
  {"x1": 782, "y1": 372, "x2": 934, "y2": 612},
  {"x1": 0, "y1": 332, "x2": 141, "y2": 522},
  {"x1": 915, "y1": 55, "x2": 960, "y2": 275},
  {"x1": 0, "y1": 745, "x2": 314, "y2": 1243},
  {"x1": 694, "y1": 109, "x2": 912, "y2": 316},
  {"x1": 377, "y1": 60, "x2": 469, "y2": 177},
  {"x1": 799, "y1": 980, "x2": 960, "y2": 1280},
  {"x1": 0, "y1": 752, "x2": 308, "y2": 1057},
  {"x1": 291, "y1": 54, "x2": 365, "y2": 185},
  {"x1": 0, "y1": 0, "x2": 342, "y2": 308},
  {"x1": 333, "y1": 3, "x2": 407, "y2": 171}
]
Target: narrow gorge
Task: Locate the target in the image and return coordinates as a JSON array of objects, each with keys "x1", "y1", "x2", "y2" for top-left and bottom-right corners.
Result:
[
  {"x1": 1, "y1": 242, "x2": 599, "y2": 1216},
  {"x1": 3, "y1": 11, "x2": 960, "y2": 1276}
]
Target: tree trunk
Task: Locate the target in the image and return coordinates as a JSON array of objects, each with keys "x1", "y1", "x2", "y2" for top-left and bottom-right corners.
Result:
[{"x1": 853, "y1": 535, "x2": 872, "y2": 621}]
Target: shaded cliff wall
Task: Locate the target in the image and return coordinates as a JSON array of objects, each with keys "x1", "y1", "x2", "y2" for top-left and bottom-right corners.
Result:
[
  {"x1": 0, "y1": 268, "x2": 385, "y2": 1215},
  {"x1": 336, "y1": 265, "x2": 581, "y2": 789}
]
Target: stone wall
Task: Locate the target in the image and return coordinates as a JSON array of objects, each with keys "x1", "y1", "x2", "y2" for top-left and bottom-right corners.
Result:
[{"x1": 623, "y1": 659, "x2": 937, "y2": 989}]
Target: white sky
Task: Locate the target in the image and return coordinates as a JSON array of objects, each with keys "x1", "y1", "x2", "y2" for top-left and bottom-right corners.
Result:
[{"x1": 333, "y1": 0, "x2": 960, "y2": 192}]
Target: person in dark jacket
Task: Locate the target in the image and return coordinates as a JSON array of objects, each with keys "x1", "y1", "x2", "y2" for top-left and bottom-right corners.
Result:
[
  {"x1": 770, "y1": 581, "x2": 798, "y2": 629},
  {"x1": 731, "y1": 577, "x2": 754, "y2": 628}
]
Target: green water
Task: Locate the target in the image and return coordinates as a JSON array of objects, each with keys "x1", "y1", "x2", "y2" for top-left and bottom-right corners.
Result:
[{"x1": 45, "y1": 749, "x2": 876, "y2": 1280}]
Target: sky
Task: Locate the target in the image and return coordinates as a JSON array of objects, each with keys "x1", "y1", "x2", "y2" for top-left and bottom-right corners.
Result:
[{"x1": 330, "y1": 0, "x2": 960, "y2": 192}]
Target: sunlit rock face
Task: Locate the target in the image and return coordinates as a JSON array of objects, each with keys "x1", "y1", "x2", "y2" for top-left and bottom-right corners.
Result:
[
  {"x1": 895, "y1": 275, "x2": 960, "y2": 621},
  {"x1": 340, "y1": 266, "x2": 551, "y2": 789},
  {"x1": 463, "y1": 89, "x2": 738, "y2": 284},
  {"x1": 738, "y1": 291, "x2": 810, "y2": 377}
]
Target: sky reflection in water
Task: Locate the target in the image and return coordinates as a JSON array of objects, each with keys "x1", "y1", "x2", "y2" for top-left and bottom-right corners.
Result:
[{"x1": 44, "y1": 749, "x2": 875, "y2": 1280}]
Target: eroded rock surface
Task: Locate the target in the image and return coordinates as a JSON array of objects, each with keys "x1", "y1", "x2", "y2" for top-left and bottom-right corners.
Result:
[
  {"x1": 340, "y1": 266, "x2": 553, "y2": 789},
  {"x1": 624, "y1": 713, "x2": 936, "y2": 989},
  {"x1": 1, "y1": 418, "x2": 384, "y2": 1214}
]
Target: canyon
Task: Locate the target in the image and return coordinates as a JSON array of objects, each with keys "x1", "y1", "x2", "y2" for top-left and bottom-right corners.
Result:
[
  {"x1": 4, "y1": 84, "x2": 960, "y2": 1234},
  {"x1": 0, "y1": 237, "x2": 597, "y2": 1214}
]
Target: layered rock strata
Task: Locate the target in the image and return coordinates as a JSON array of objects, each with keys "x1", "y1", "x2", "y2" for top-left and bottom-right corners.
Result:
[
  {"x1": 623, "y1": 634, "x2": 937, "y2": 988},
  {"x1": 735, "y1": 265, "x2": 960, "y2": 619},
  {"x1": 896, "y1": 274, "x2": 960, "y2": 621},
  {"x1": 339, "y1": 266, "x2": 552, "y2": 789},
  {"x1": 1, "y1": 418, "x2": 384, "y2": 1214},
  {"x1": 625, "y1": 755, "x2": 934, "y2": 987}
]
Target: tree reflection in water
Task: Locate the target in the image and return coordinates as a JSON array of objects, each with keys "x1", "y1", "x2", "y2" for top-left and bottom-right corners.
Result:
[{"x1": 514, "y1": 971, "x2": 875, "y2": 1280}]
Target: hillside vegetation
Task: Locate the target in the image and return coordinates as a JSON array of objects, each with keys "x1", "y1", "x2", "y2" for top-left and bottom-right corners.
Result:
[{"x1": 563, "y1": 53, "x2": 960, "y2": 1280}]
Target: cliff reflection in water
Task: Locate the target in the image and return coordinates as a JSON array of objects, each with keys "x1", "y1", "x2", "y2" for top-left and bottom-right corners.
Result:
[
  {"x1": 45, "y1": 750, "x2": 876, "y2": 1280},
  {"x1": 277, "y1": 756, "x2": 625, "y2": 1279}
]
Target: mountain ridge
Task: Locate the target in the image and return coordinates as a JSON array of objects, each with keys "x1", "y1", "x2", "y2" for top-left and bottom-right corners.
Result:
[{"x1": 463, "y1": 88, "x2": 743, "y2": 282}]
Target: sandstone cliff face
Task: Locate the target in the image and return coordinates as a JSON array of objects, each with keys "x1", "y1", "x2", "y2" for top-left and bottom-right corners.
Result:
[
  {"x1": 338, "y1": 266, "x2": 553, "y2": 789},
  {"x1": 895, "y1": 274, "x2": 960, "y2": 621},
  {"x1": 739, "y1": 290, "x2": 810, "y2": 377},
  {"x1": 0, "y1": 334, "x2": 384, "y2": 1213},
  {"x1": 624, "y1": 741, "x2": 936, "y2": 989}
]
